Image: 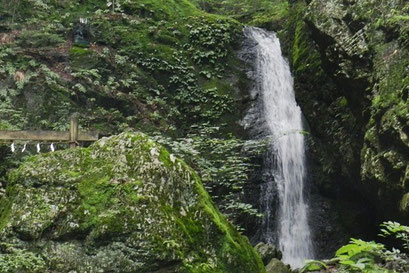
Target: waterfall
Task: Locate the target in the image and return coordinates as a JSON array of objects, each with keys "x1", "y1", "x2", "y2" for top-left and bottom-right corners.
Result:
[{"x1": 242, "y1": 27, "x2": 314, "y2": 268}]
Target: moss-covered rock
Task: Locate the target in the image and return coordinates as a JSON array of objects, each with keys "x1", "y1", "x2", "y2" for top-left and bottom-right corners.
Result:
[
  {"x1": 265, "y1": 258, "x2": 291, "y2": 273},
  {"x1": 0, "y1": 132, "x2": 265, "y2": 273},
  {"x1": 254, "y1": 242, "x2": 282, "y2": 265},
  {"x1": 287, "y1": 0, "x2": 409, "y2": 227}
]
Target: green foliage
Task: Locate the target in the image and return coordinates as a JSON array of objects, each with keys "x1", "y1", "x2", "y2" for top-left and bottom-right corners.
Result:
[
  {"x1": 132, "y1": 15, "x2": 240, "y2": 125},
  {"x1": 0, "y1": 0, "x2": 245, "y2": 137},
  {"x1": 305, "y1": 222, "x2": 409, "y2": 272},
  {"x1": 186, "y1": 18, "x2": 239, "y2": 68},
  {"x1": 299, "y1": 259, "x2": 328, "y2": 273},
  {"x1": 380, "y1": 221, "x2": 409, "y2": 250},
  {"x1": 153, "y1": 124, "x2": 266, "y2": 229},
  {"x1": 18, "y1": 30, "x2": 64, "y2": 48},
  {"x1": 335, "y1": 239, "x2": 387, "y2": 273},
  {"x1": 69, "y1": 46, "x2": 91, "y2": 57},
  {"x1": 0, "y1": 247, "x2": 46, "y2": 273},
  {"x1": 192, "y1": 0, "x2": 288, "y2": 28}
]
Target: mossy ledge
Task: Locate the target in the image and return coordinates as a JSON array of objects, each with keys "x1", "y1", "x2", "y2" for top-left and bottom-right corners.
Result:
[{"x1": 0, "y1": 132, "x2": 265, "y2": 273}]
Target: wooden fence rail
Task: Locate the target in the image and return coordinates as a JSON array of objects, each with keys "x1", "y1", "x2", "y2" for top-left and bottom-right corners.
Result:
[{"x1": 0, "y1": 115, "x2": 99, "y2": 148}]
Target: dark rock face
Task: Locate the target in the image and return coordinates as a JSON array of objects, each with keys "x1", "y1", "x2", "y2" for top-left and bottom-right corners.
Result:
[
  {"x1": 0, "y1": 133, "x2": 265, "y2": 273},
  {"x1": 281, "y1": 0, "x2": 409, "y2": 246},
  {"x1": 303, "y1": 0, "x2": 409, "y2": 220},
  {"x1": 237, "y1": 29, "x2": 280, "y2": 243}
]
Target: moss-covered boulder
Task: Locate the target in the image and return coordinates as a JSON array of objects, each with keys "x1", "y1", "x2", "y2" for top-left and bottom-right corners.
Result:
[{"x1": 0, "y1": 132, "x2": 265, "y2": 273}]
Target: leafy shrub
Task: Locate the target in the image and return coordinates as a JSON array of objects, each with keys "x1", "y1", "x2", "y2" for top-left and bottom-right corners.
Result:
[
  {"x1": 153, "y1": 124, "x2": 266, "y2": 229},
  {"x1": 192, "y1": 0, "x2": 289, "y2": 27},
  {"x1": 18, "y1": 30, "x2": 64, "y2": 48},
  {"x1": 335, "y1": 239, "x2": 387, "y2": 273},
  {"x1": 300, "y1": 222, "x2": 409, "y2": 273},
  {"x1": 380, "y1": 221, "x2": 409, "y2": 250},
  {"x1": 0, "y1": 248, "x2": 46, "y2": 273}
]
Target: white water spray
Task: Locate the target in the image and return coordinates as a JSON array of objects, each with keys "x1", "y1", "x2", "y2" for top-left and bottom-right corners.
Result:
[{"x1": 245, "y1": 27, "x2": 313, "y2": 268}]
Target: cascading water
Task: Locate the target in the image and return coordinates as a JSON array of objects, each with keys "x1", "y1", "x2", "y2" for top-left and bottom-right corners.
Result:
[{"x1": 242, "y1": 27, "x2": 314, "y2": 268}]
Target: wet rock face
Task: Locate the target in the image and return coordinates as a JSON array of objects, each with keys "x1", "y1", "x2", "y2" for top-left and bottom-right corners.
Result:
[
  {"x1": 304, "y1": 0, "x2": 373, "y2": 117},
  {"x1": 303, "y1": 0, "x2": 409, "y2": 221},
  {"x1": 0, "y1": 132, "x2": 265, "y2": 273},
  {"x1": 237, "y1": 30, "x2": 280, "y2": 242},
  {"x1": 254, "y1": 242, "x2": 283, "y2": 265},
  {"x1": 306, "y1": 0, "x2": 371, "y2": 73}
]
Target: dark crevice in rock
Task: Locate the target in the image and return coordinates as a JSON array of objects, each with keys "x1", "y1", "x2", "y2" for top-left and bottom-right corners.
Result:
[{"x1": 305, "y1": 20, "x2": 336, "y2": 50}]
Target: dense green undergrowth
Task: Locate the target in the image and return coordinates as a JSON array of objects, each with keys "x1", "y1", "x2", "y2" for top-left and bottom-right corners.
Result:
[
  {"x1": 0, "y1": 0, "x2": 242, "y2": 133},
  {"x1": 191, "y1": 0, "x2": 289, "y2": 30}
]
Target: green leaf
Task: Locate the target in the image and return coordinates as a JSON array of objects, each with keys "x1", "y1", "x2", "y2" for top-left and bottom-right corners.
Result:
[
  {"x1": 299, "y1": 260, "x2": 327, "y2": 273},
  {"x1": 336, "y1": 243, "x2": 359, "y2": 256}
]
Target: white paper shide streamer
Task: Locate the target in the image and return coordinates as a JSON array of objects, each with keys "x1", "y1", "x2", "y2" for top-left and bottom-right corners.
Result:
[{"x1": 21, "y1": 143, "x2": 27, "y2": 153}]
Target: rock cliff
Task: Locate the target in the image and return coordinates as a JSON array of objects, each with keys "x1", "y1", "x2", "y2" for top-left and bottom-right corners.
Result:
[{"x1": 286, "y1": 0, "x2": 408, "y2": 233}]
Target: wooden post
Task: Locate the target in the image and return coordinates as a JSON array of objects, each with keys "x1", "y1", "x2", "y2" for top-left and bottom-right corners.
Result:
[{"x1": 69, "y1": 114, "x2": 79, "y2": 148}]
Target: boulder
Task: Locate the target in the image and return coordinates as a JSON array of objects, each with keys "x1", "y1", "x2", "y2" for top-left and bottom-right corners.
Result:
[
  {"x1": 266, "y1": 258, "x2": 291, "y2": 273},
  {"x1": 255, "y1": 242, "x2": 283, "y2": 265},
  {"x1": 0, "y1": 132, "x2": 265, "y2": 273}
]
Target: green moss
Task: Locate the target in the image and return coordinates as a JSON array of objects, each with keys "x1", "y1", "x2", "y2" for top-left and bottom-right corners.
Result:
[
  {"x1": 0, "y1": 249, "x2": 46, "y2": 273},
  {"x1": 188, "y1": 168, "x2": 265, "y2": 272},
  {"x1": 68, "y1": 46, "x2": 91, "y2": 57},
  {"x1": 1, "y1": 133, "x2": 265, "y2": 272},
  {"x1": 191, "y1": 0, "x2": 288, "y2": 29},
  {"x1": 0, "y1": 195, "x2": 12, "y2": 232},
  {"x1": 401, "y1": 193, "x2": 409, "y2": 212},
  {"x1": 68, "y1": 46, "x2": 101, "y2": 70},
  {"x1": 123, "y1": 0, "x2": 200, "y2": 20},
  {"x1": 158, "y1": 147, "x2": 173, "y2": 167},
  {"x1": 290, "y1": 2, "x2": 323, "y2": 76},
  {"x1": 203, "y1": 79, "x2": 234, "y2": 95},
  {"x1": 76, "y1": 175, "x2": 112, "y2": 228}
]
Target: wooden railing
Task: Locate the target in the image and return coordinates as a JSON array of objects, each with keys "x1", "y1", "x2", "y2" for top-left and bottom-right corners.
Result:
[{"x1": 0, "y1": 114, "x2": 99, "y2": 148}]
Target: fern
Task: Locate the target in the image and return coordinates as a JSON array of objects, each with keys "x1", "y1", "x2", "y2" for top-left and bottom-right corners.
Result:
[{"x1": 380, "y1": 221, "x2": 409, "y2": 250}]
